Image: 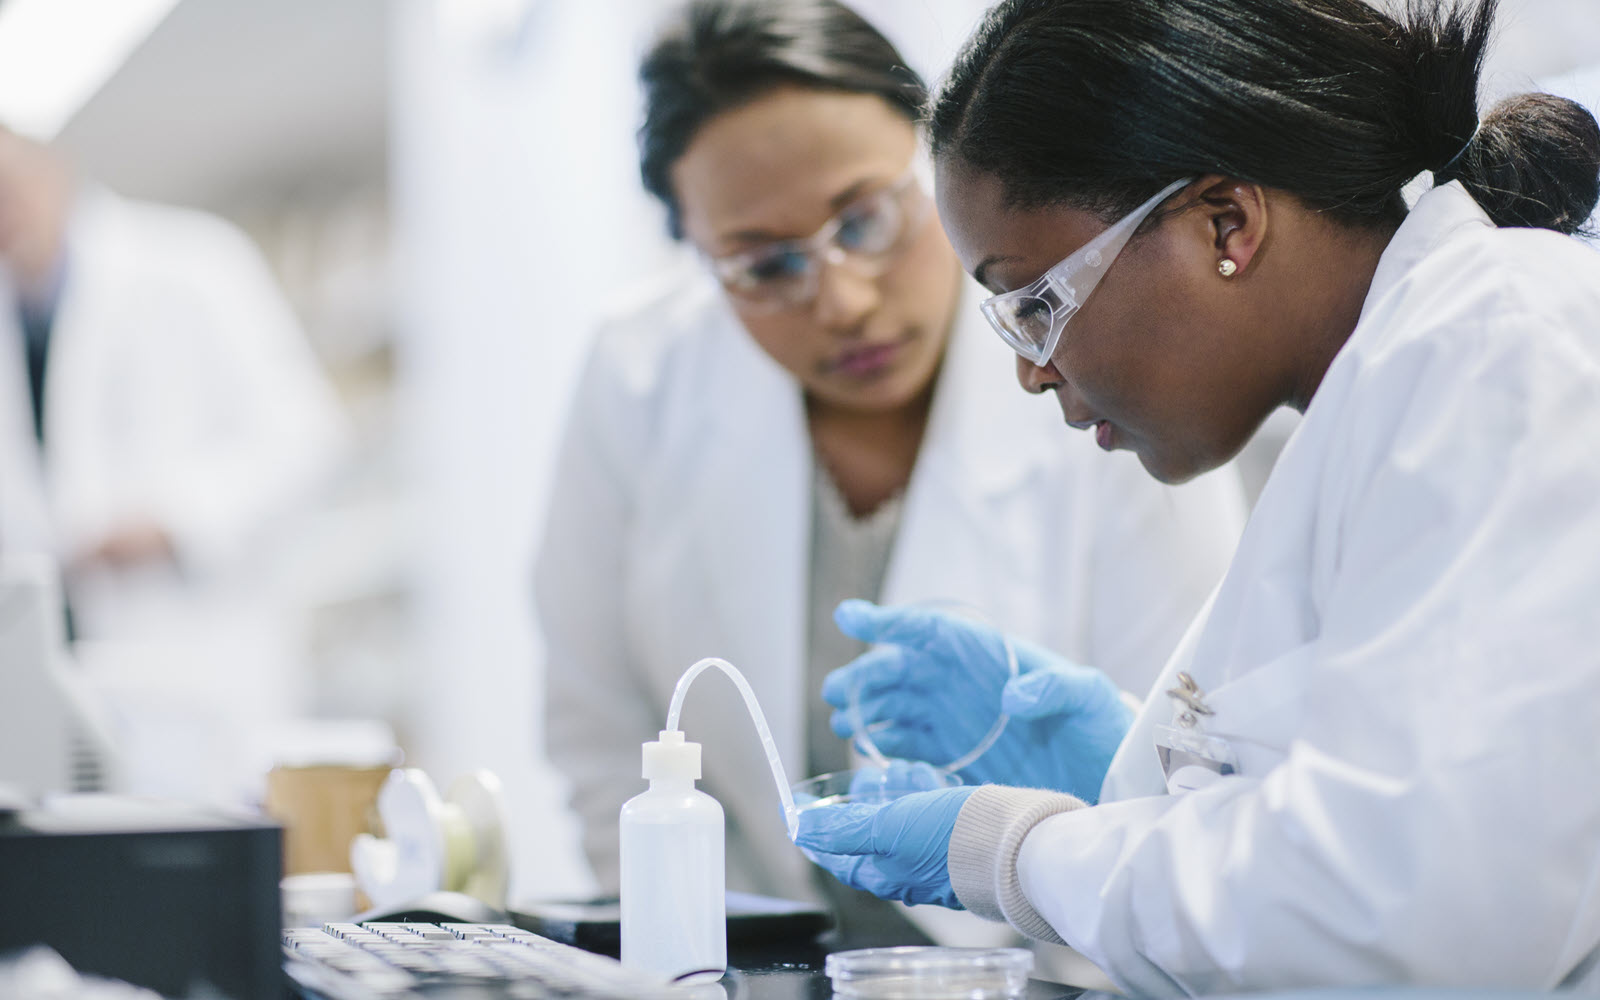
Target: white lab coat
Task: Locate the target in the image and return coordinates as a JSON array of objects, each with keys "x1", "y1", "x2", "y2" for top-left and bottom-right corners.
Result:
[
  {"x1": 1009, "y1": 183, "x2": 1600, "y2": 994},
  {"x1": 0, "y1": 190, "x2": 345, "y2": 774},
  {"x1": 536, "y1": 266, "x2": 1247, "y2": 900}
]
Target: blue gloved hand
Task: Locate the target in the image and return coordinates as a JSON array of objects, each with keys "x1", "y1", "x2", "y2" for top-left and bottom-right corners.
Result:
[
  {"x1": 793, "y1": 785, "x2": 978, "y2": 909},
  {"x1": 824, "y1": 599, "x2": 1135, "y2": 803}
]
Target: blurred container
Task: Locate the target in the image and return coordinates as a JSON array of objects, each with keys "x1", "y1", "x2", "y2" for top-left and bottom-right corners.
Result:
[
  {"x1": 263, "y1": 720, "x2": 399, "y2": 876},
  {"x1": 282, "y1": 871, "x2": 359, "y2": 928},
  {"x1": 265, "y1": 763, "x2": 391, "y2": 874}
]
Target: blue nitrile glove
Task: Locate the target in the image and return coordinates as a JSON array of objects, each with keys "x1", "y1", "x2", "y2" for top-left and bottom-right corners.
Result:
[
  {"x1": 794, "y1": 785, "x2": 978, "y2": 908},
  {"x1": 824, "y1": 599, "x2": 1135, "y2": 803}
]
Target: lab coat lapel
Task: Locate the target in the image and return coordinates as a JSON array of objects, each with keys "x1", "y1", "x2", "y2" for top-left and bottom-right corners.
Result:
[
  {"x1": 881, "y1": 290, "x2": 1048, "y2": 621},
  {"x1": 0, "y1": 278, "x2": 55, "y2": 555},
  {"x1": 40, "y1": 214, "x2": 126, "y2": 558},
  {"x1": 695, "y1": 311, "x2": 810, "y2": 773}
]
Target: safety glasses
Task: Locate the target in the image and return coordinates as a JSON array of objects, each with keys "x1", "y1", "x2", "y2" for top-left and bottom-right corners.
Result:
[
  {"x1": 705, "y1": 169, "x2": 928, "y2": 313},
  {"x1": 979, "y1": 178, "x2": 1193, "y2": 367}
]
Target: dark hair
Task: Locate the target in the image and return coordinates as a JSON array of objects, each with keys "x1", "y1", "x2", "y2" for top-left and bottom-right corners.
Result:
[
  {"x1": 930, "y1": 0, "x2": 1600, "y2": 235},
  {"x1": 639, "y1": 0, "x2": 928, "y2": 238}
]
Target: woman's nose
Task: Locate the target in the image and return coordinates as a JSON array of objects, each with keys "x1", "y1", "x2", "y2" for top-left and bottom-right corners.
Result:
[
  {"x1": 812, "y1": 259, "x2": 881, "y2": 334},
  {"x1": 1016, "y1": 353, "x2": 1063, "y2": 394}
]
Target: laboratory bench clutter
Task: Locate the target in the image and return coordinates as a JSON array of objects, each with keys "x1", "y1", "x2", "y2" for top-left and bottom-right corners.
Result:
[
  {"x1": 0, "y1": 639, "x2": 1587, "y2": 999},
  {"x1": 0, "y1": 784, "x2": 1078, "y2": 1000}
]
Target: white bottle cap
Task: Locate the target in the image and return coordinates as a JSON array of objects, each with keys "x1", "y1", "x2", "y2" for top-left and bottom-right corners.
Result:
[{"x1": 642, "y1": 730, "x2": 701, "y2": 782}]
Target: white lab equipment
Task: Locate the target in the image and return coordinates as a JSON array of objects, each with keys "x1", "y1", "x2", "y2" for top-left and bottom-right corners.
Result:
[
  {"x1": 349, "y1": 769, "x2": 510, "y2": 912},
  {"x1": 946, "y1": 183, "x2": 1600, "y2": 994},
  {"x1": 0, "y1": 555, "x2": 119, "y2": 800}
]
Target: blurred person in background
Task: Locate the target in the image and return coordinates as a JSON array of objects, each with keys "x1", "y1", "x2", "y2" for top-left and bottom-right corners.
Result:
[
  {"x1": 0, "y1": 125, "x2": 347, "y2": 799},
  {"x1": 535, "y1": 0, "x2": 1245, "y2": 948}
]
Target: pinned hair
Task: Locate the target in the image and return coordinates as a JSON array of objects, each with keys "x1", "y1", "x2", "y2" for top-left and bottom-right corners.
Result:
[{"x1": 638, "y1": 0, "x2": 927, "y2": 238}]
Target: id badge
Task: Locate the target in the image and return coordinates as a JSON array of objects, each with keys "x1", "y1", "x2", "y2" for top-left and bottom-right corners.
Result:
[{"x1": 1154, "y1": 723, "x2": 1239, "y2": 794}]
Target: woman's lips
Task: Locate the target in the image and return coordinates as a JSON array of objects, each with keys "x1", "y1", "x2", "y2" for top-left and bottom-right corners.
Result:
[
  {"x1": 1094, "y1": 420, "x2": 1114, "y2": 451},
  {"x1": 831, "y1": 339, "x2": 903, "y2": 377},
  {"x1": 1065, "y1": 412, "x2": 1117, "y2": 451}
]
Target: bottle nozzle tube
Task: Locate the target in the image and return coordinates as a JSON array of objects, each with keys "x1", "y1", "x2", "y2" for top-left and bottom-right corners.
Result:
[{"x1": 666, "y1": 658, "x2": 799, "y2": 841}]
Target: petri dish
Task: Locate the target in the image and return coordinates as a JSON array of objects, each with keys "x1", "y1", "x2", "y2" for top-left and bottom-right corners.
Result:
[
  {"x1": 849, "y1": 600, "x2": 1020, "y2": 775},
  {"x1": 791, "y1": 762, "x2": 961, "y2": 812},
  {"x1": 825, "y1": 946, "x2": 1033, "y2": 1000}
]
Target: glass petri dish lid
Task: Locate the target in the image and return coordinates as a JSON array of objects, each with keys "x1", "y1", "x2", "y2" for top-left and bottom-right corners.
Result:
[
  {"x1": 791, "y1": 761, "x2": 960, "y2": 812},
  {"x1": 825, "y1": 946, "x2": 1034, "y2": 1000}
]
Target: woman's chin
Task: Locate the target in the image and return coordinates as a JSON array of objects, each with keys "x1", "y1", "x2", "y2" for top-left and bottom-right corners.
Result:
[{"x1": 1135, "y1": 443, "x2": 1212, "y2": 486}]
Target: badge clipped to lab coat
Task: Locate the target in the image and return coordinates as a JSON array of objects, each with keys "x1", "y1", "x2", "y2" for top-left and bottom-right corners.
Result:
[{"x1": 1154, "y1": 672, "x2": 1239, "y2": 794}]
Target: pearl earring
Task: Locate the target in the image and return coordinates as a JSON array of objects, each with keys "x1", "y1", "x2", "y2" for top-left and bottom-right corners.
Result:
[{"x1": 1218, "y1": 258, "x2": 1238, "y2": 278}]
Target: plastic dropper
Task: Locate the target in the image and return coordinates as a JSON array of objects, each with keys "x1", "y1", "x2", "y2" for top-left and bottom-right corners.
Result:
[{"x1": 665, "y1": 657, "x2": 799, "y2": 841}]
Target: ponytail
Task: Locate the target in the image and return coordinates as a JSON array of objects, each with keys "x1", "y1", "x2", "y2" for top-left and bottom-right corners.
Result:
[
  {"x1": 1444, "y1": 93, "x2": 1600, "y2": 234},
  {"x1": 1400, "y1": 0, "x2": 1600, "y2": 233},
  {"x1": 930, "y1": 0, "x2": 1600, "y2": 234}
]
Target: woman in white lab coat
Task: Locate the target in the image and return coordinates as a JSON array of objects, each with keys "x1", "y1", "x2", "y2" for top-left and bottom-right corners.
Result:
[
  {"x1": 798, "y1": 0, "x2": 1600, "y2": 990},
  {"x1": 534, "y1": 0, "x2": 1245, "y2": 943}
]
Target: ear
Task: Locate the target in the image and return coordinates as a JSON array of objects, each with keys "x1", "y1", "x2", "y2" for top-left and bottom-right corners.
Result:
[{"x1": 1193, "y1": 176, "x2": 1268, "y2": 277}]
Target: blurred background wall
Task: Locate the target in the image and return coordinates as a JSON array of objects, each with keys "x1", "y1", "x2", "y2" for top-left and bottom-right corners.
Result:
[{"x1": 13, "y1": 0, "x2": 1597, "y2": 904}]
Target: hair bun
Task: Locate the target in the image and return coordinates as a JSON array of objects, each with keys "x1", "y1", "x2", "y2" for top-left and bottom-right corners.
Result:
[{"x1": 1442, "y1": 92, "x2": 1600, "y2": 234}]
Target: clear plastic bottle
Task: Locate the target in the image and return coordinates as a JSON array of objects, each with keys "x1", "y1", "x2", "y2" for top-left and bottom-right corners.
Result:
[{"x1": 619, "y1": 730, "x2": 726, "y2": 982}]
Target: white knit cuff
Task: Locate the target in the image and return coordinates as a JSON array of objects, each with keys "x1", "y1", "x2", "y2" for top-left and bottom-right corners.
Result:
[{"x1": 948, "y1": 785, "x2": 1083, "y2": 945}]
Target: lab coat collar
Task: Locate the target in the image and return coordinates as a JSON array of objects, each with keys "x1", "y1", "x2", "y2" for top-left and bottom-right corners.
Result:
[{"x1": 1359, "y1": 181, "x2": 1494, "y2": 327}]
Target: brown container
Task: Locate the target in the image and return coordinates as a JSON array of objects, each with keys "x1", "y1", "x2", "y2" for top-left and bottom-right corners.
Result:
[{"x1": 264, "y1": 764, "x2": 391, "y2": 875}]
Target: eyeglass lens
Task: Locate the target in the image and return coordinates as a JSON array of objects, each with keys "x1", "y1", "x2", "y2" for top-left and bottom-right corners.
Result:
[{"x1": 722, "y1": 181, "x2": 914, "y2": 307}]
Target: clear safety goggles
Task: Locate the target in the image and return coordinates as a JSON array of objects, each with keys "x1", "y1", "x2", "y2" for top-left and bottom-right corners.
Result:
[
  {"x1": 979, "y1": 178, "x2": 1193, "y2": 367},
  {"x1": 705, "y1": 169, "x2": 929, "y2": 313}
]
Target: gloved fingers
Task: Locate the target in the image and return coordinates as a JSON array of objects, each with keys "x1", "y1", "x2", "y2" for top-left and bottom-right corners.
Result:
[
  {"x1": 821, "y1": 647, "x2": 910, "y2": 710},
  {"x1": 805, "y1": 848, "x2": 903, "y2": 904},
  {"x1": 831, "y1": 706, "x2": 921, "y2": 743},
  {"x1": 834, "y1": 599, "x2": 991, "y2": 655},
  {"x1": 792, "y1": 801, "x2": 887, "y2": 857},
  {"x1": 845, "y1": 687, "x2": 939, "y2": 732},
  {"x1": 1001, "y1": 665, "x2": 1116, "y2": 719},
  {"x1": 803, "y1": 847, "x2": 874, "y2": 893},
  {"x1": 851, "y1": 721, "x2": 947, "y2": 764}
]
